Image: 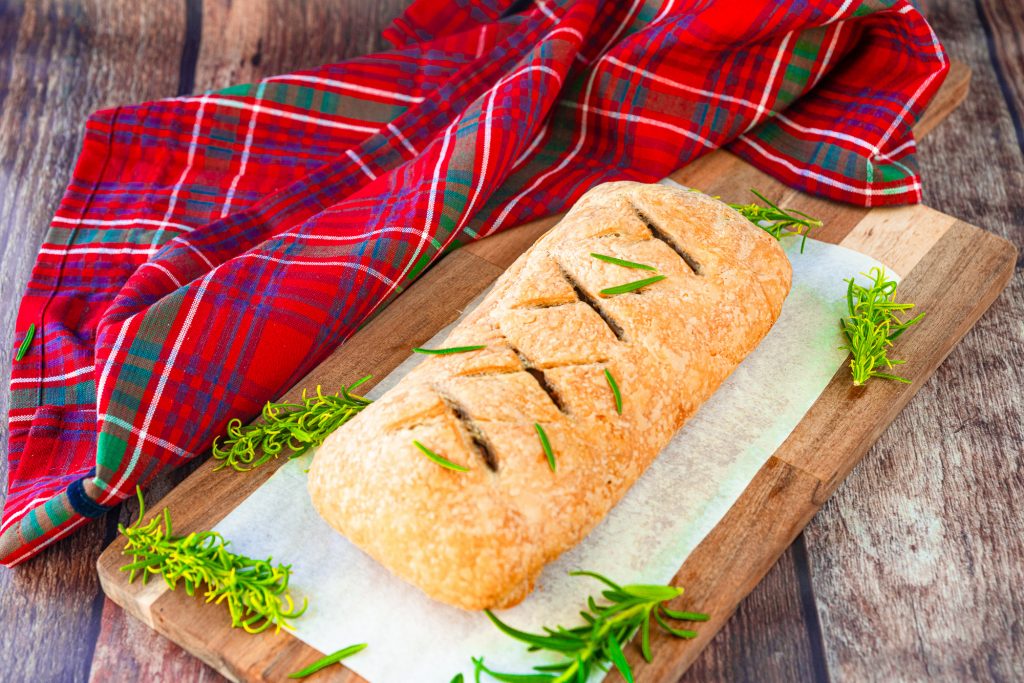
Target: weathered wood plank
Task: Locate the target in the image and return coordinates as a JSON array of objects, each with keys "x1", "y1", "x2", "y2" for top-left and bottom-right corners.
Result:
[
  {"x1": 794, "y1": 1, "x2": 1024, "y2": 680},
  {"x1": 0, "y1": 2, "x2": 187, "y2": 681}
]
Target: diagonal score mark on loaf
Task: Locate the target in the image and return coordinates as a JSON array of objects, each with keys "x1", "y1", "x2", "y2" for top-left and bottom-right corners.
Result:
[
  {"x1": 434, "y1": 388, "x2": 500, "y2": 471},
  {"x1": 556, "y1": 263, "x2": 627, "y2": 341},
  {"x1": 632, "y1": 203, "x2": 702, "y2": 275}
]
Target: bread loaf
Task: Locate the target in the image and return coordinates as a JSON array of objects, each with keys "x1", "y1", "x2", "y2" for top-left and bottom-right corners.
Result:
[{"x1": 308, "y1": 181, "x2": 792, "y2": 610}]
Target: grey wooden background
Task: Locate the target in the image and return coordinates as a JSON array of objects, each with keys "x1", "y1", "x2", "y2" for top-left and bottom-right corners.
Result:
[{"x1": 0, "y1": 1, "x2": 1021, "y2": 681}]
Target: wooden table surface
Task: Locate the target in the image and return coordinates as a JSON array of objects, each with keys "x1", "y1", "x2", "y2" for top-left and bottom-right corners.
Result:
[{"x1": 0, "y1": 2, "x2": 1021, "y2": 682}]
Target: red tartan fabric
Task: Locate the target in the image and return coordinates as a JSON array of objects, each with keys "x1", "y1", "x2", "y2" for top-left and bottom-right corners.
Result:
[{"x1": 3, "y1": 0, "x2": 947, "y2": 564}]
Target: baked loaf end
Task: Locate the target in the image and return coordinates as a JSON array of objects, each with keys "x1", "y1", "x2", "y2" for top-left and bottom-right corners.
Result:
[{"x1": 308, "y1": 181, "x2": 792, "y2": 610}]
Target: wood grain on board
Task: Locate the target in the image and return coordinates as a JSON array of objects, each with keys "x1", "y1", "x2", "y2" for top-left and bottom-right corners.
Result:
[{"x1": 94, "y1": 58, "x2": 1017, "y2": 682}]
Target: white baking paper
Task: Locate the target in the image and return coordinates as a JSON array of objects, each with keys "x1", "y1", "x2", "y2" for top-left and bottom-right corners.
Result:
[{"x1": 214, "y1": 206, "x2": 890, "y2": 682}]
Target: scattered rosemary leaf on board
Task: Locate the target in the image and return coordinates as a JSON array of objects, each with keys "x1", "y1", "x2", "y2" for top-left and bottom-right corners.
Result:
[
  {"x1": 599, "y1": 275, "x2": 667, "y2": 297},
  {"x1": 14, "y1": 323, "x2": 35, "y2": 362},
  {"x1": 412, "y1": 345, "x2": 486, "y2": 355},
  {"x1": 604, "y1": 368, "x2": 622, "y2": 415},
  {"x1": 839, "y1": 266, "x2": 924, "y2": 386},
  {"x1": 589, "y1": 253, "x2": 657, "y2": 271},
  {"x1": 119, "y1": 487, "x2": 307, "y2": 634},
  {"x1": 534, "y1": 423, "x2": 556, "y2": 472},
  {"x1": 474, "y1": 570, "x2": 708, "y2": 683},
  {"x1": 414, "y1": 440, "x2": 470, "y2": 472},
  {"x1": 727, "y1": 188, "x2": 822, "y2": 253},
  {"x1": 212, "y1": 377, "x2": 373, "y2": 473},
  {"x1": 287, "y1": 643, "x2": 367, "y2": 679}
]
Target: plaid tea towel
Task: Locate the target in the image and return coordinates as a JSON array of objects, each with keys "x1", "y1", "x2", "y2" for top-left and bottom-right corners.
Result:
[{"x1": 2, "y1": 0, "x2": 948, "y2": 564}]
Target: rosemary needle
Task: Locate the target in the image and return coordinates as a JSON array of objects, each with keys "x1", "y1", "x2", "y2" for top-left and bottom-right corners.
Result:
[
  {"x1": 590, "y1": 253, "x2": 657, "y2": 271},
  {"x1": 604, "y1": 368, "x2": 622, "y2": 415},
  {"x1": 14, "y1": 323, "x2": 35, "y2": 362},
  {"x1": 535, "y1": 423, "x2": 556, "y2": 472},
  {"x1": 412, "y1": 345, "x2": 486, "y2": 355},
  {"x1": 287, "y1": 643, "x2": 367, "y2": 679},
  {"x1": 414, "y1": 440, "x2": 470, "y2": 472},
  {"x1": 599, "y1": 275, "x2": 667, "y2": 297}
]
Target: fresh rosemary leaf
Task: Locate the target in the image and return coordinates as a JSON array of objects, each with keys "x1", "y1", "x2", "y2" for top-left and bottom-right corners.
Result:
[
  {"x1": 212, "y1": 377, "x2": 373, "y2": 473},
  {"x1": 535, "y1": 423, "x2": 556, "y2": 472},
  {"x1": 287, "y1": 643, "x2": 367, "y2": 679},
  {"x1": 726, "y1": 188, "x2": 822, "y2": 253},
  {"x1": 589, "y1": 253, "x2": 657, "y2": 271},
  {"x1": 119, "y1": 487, "x2": 307, "y2": 634},
  {"x1": 414, "y1": 440, "x2": 470, "y2": 472},
  {"x1": 476, "y1": 571, "x2": 707, "y2": 683},
  {"x1": 599, "y1": 275, "x2": 667, "y2": 297},
  {"x1": 606, "y1": 634, "x2": 633, "y2": 683},
  {"x1": 839, "y1": 267, "x2": 924, "y2": 386},
  {"x1": 473, "y1": 657, "x2": 555, "y2": 683},
  {"x1": 14, "y1": 323, "x2": 35, "y2": 362},
  {"x1": 450, "y1": 674, "x2": 465, "y2": 683},
  {"x1": 412, "y1": 345, "x2": 486, "y2": 355},
  {"x1": 603, "y1": 368, "x2": 622, "y2": 415}
]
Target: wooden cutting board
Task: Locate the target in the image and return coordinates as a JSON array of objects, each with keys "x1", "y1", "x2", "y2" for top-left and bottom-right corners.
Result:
[{"x1": 97, "y1": 60, "x2": 1015, "y2": 682}]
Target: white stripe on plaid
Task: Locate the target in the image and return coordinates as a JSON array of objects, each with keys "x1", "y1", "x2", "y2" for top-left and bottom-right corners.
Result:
[
  {"x1": 10, "y1": 366, "x2": 92, "y2": 385},
  {"x1": 51, "y1": 216, "x2": 194, "y2": 233},
  {"x1": 347, "y1": 149, "x2": 378, "y2": 180},
  {"x1": 100, "y1": 271, "x2": 214, "y2": 503},
  {"x1": 151, "y1": 96, "x2": 209, "y2": 252},
  {"x1": 221, "y1": 80, "x2": 267, "y2": 218},
  {"x1": 267, "y1": 73, "x2": 425, "y2": 104},
  {"x1": 200, "y1": 97, "x2": 381, "y2": 134}
]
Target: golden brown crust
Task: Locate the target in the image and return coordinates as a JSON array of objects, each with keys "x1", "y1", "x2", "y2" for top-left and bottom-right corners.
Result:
[{"x1": 307, "y1": 181, "x2": 792, "y2": 610}]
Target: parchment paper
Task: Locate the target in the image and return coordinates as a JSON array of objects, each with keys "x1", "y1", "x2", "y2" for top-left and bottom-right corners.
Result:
[{"x1": 214, "y1": 205, "x2": 890, "y2": 682}]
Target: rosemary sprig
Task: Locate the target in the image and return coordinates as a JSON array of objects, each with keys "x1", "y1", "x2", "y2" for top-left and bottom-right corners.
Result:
[
  {"x1": 599, "y1": 275, "x2": 667, "y2": 297},
  {"x1": 604, "y1": 368, "x2": 622, "y2": 415},
  {"x1": 413, "y1": 345, "x2": 486, "y2": 355},
  {"x1": 727, "y1": 189, "x2": 821, "y2": 253},
  {"x1": 119, "y1": 488, "x2": 307, "y2": 634},
  {"x1": 590, "y1": 253, "x2": 656, "y2": 271},
  {"x1": 475, "y1": 571, "x2": 708, "y2": 683},
  {"x1": 287, "y1": 643, "x2": 367, "y2": 679},
  {"x1": 212, "y1": 376, "x2": 373, "y2": 472},
  {"x1": 414, "y1": 440, "x2": 470, "y2": 472},
  {"x1": 14, "y1": 323, "x2": 35, "y2": 362},
  {"x1": 535, "y1": 423, "x2": 556, "y2": 472},
  {"x1": 839, "y1": 267, "x2": 924, "y2": 386}
]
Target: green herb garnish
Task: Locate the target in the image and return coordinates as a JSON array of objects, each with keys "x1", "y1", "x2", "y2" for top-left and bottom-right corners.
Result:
[
  {"x1": 14, "y1": 323, "x2": 35, "y2": 362},
  {"x1": 839, "y1": 267, "x2": 924, "y2": 386},
  {"x1": 475, "y1": 570, "x2": 708, "y2": 683},
  {"x1": 728, "y1": 189, "x2": 821, "y2": 253},
  {"x1": 535, "y1": 423, "x2": 556, "y2": 472},
  {"x1": 599, "y1": 275, "x2": 667, "y2": 297},
  {"x1": 604, "y1": 368, "x2": 622, "y2": 415},
  {"x1": 212, "y1": 377, "x2": 372, "y2": 472},
  {"x1": 287, "y1": 643, "x2": 367, "y2": 679},
  {"x1": 412, "y1": 345, "x2": 486, "y2": 355},
  {"x1": 414, "y1": 440, "x2": 470, "y2": 472},
  {"x1": 450, "y1": 675, "x2": 465, "y2": 683},
  {"x1": 590, "y1": 253, "x2": 657, "y2": 271},
  {"x1": 119, "y1": 487, "x2": 307, "y2": 633}
]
